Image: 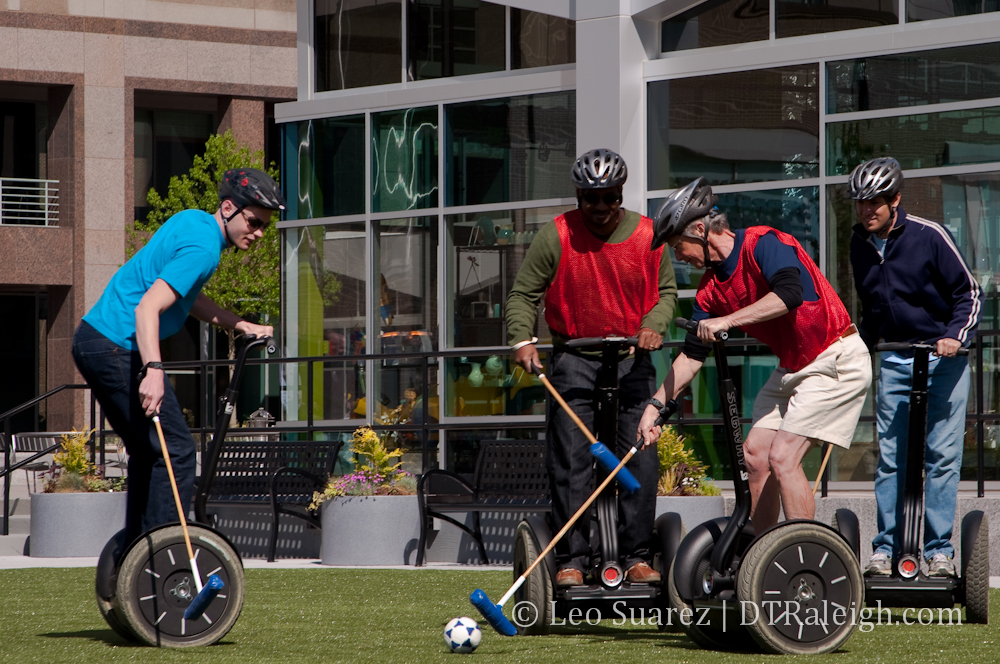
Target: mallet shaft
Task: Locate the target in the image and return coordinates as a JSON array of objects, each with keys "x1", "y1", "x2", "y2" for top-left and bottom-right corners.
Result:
[{"x1": 153, "y1": 416, "x2": 203, "y2": 594}]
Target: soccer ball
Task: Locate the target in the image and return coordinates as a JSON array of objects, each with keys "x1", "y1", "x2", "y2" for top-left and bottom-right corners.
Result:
[{"x1": 444, "y1": 616, "x2": 482, "y2": 653}]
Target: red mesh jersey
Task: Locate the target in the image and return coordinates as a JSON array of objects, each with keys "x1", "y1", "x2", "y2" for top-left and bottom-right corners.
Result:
[
  {"x1": 544, "y1": 210, "x2": 663, "y2": 338},
  {"x1": 696, "y1": 226, "x2": 851, "y2": 372}
]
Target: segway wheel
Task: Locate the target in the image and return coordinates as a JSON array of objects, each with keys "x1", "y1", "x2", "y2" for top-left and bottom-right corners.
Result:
[
  {"x1": 737, "y1": 522, "x2": 863, "y2": 655},
  {"x1": 831, "y1": 509, "x2": 861, "y2": 562},
  {"x1": 654, "y1": 512, "x2": 685, "y2": 633},
  {"x1": 961, "y1": 511, "x2": 989, "y2": 625},
  {"x1": 115, "y1": 525, "x2": 245, "y2": 647},
  {"x1": 512, "y1": 520, "x2": 552, "y2": 635},
  {"x1": 95, "y1": 529, "x2": 139, "y2": 642}
]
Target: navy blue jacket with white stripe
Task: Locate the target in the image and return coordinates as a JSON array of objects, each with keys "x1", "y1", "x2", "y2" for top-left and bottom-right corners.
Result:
[{"x1": 850, "y1": 208, "x2": 982, "y2": 349}]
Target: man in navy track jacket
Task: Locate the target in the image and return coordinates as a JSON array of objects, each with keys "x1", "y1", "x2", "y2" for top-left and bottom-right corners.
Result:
[{"x1": 848, "y1": 157, "x2": 982, "y2": 578}]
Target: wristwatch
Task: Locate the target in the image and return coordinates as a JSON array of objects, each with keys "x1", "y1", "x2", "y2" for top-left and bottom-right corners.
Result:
[
  {"x1": 647, "y1": 397, "x2": 679, "y2": 422},
  {"x1": 137, "y1": 361, "x2": 165, "y2": 381}
]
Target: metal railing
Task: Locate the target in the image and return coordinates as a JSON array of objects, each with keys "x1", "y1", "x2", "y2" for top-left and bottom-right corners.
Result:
[{"x1": 0, "y1": 177, "x2": 59, "y2": 226}]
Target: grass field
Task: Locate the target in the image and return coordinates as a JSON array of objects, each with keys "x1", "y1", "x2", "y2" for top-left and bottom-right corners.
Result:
[{"x1": 0, "y1": 567, "x2": 996, "y2": 663}]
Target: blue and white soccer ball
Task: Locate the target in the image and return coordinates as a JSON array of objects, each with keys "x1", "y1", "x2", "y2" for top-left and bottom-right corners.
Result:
[{"x1": 444, "y1": 616, "x2": 482, "y2": 653}]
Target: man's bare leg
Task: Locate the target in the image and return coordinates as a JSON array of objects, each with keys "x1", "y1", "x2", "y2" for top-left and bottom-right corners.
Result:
[
  {"x1": 769, "y1": 430, "x2": 816, "y2": 521},
  {"x1": 744, "y1": 427, "x2": 780, "y2": 529}
]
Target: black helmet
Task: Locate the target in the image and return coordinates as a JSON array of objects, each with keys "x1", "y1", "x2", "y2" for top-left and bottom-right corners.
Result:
[
  {"x1": 651, "y1": 177, "x2": 717, "y2": 250},
  {"x1": 219, "y1": 168, "x2": 286, "y2": 210},
  {"x1": 847, "y1": 157, "x2": 903, "y2": 200},
  {"x1": 571, "y1": 149, "x2": 628, "y2": 189}
]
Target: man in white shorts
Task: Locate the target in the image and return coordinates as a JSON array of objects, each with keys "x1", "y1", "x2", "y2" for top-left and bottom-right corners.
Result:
[{"x1": 637, "y1": 178, "x2": 872, "y2": 530}]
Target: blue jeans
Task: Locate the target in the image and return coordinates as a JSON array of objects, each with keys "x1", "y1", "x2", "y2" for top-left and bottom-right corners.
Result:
[
  {"x1": 872, "y1": 355, "x2": 969, "y2": 560},
  {"x1": 72, "y1": 321, "x2": 196, "y2": 543},
  {"x1": 545, "y1": 350, "x2": 658, "y2": 572}
]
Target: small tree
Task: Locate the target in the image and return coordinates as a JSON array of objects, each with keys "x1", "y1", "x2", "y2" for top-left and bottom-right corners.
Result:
[{"x1": 128, "y1": 130, "x2": 280, "y2": 363}]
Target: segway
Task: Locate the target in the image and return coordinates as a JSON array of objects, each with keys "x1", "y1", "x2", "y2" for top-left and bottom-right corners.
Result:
[
  {"x1": 510, "y1": 336, "x2": 685, "y2": 634},
  {"x1": 836, "y1": 342, "x2": 989, "y2": 623},
  {"x1": 95, "y1": 335, "x2": 274, "y2": 647},
  {"x1": 667, "y1": 318, "x2": 864, "y2": 654}
]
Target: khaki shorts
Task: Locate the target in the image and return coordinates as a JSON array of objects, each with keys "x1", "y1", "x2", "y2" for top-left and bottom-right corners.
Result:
[{"x1": 751, "y1": 333, "x2": 872, "y2": 449}]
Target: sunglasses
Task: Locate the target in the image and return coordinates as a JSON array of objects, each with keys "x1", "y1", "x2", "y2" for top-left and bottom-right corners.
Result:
[
  {"x1": 242, "y1": 209, "x2": 269, "y2": 230},
  {"x1": 580, "y1": 192, "x2": 623, "y2": 206}
]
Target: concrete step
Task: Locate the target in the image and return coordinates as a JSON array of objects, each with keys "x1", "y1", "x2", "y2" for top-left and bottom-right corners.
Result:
[
  {"x1": 1, "y1": 514, "x2": 30, "y2": 535},
  {"x1": 0, "y1": 534, "x2": 29, "y2": 556}
]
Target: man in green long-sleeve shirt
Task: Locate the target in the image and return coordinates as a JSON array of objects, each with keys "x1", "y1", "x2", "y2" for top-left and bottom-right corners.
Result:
[{"x1": 506, "y1": 149, "x2": 677, "y2": 589}]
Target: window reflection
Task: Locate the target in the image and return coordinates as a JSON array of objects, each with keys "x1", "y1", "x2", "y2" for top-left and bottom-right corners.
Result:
[
  {"x1": 660, "y1": 0, "x2": 769, "y2": 52},
  {"x1": 908, "y1": 0, "x2": 1000, "y2": 22},
  {"x1": 827, "y1": 106, "x2": 1000, "y2": 176},
  {"x1": 315, "y1": 0, "x2": 402, "y2": 91},
  {"x1": 827, "y1": 43, "x2": 1000, "y2": 114},
  {"x1": 648, "y1": 66, "x2": 819, "y2": 189},
  {"x1": 446, "y1": 92, "x2": 576, "y2": 206},
  {"x1": 283, "y1": 116, "x2": 365, "y2": 220},
  {"x1": 511, "y1": 9, "x2": 575, "y2": 68},
  {"x1": 776, "y1": 0, "x2": 896, "y2": 39},
  {"x1": 371, "y1": 107, "x2": 438, "y2": 212},
  {"x1": 407, "y1": 0, "x2": 505, "y2": 80},
  {"x1": 447, "y1": 205, "x2": 567, "y2": 347},
  {"x1": 444, "y1": 355, "x2": 548, "y2": 419}
]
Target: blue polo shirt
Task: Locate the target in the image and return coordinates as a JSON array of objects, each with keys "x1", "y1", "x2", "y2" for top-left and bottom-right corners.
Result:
[{"x1": 83, "y1": 209, "x2": 227, "y2": 350}]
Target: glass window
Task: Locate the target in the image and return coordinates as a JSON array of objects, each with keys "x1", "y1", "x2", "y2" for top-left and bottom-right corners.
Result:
[
  {"x1": 650, "y1": 187, "x2": 819, "y2": 291},
  {"x1": 446, "y1": 205, "x2": 568, "y2": 347},
  {"x1": 827, "y1": 43, "x2": 1000, "y2": 114},
  {"x1": 407, "y1": 0, "x2": 505, "y2": 80},
  {"x1": 371, "y1": 107, "x2": 438, "y2": 212},
  {"x1": 446, "y1": 92, "x2": 576, "y2": 206},
  {"x1": 510, "y1": 9, "x2": 575, "y2": 69},
  {"x1": 776, "y1": 0, "x2": 896, "y2": 39},
  {"x1": 444, "y1": 354, "x2": 549, "y2": 419},
  {"x1": 648, "y1": 66, "x2": 819, "y2": 190},
  {"x1": 315, "y1": 0, "x2": 402, "y2": 92},
  {"x1": 282, "y1": 223, "x2": 367, "y2": 422},
  {"x1": 374, "y1": 216, "x2": 439, "y2": 428},
  {"x1": 134, "y1": 109, "x2": 213, "y2": 222},
  {"x1": 908, "y1": 0, "x2": 1000, "y2": 22},
  {"x1": 827, "y1": 106, "x2": 1000, "y2": 176},
  {"x1": 660, "y1": 0, "x2": 769, "y2": 52},
  {"x1": 282, "y1": 115, "x2": 365, "y2": 220}
]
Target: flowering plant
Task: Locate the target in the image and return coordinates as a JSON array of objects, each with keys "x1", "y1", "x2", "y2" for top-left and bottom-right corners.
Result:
[
  {"x1": 309, "y1": 426, "x2": 417, "y2": 510},
  {"x1": 657, "y1": 425, "x2": 720, "y2": 497},
  {"x1": 43, "y1": 429, "x2": 127, "y2": 493}
]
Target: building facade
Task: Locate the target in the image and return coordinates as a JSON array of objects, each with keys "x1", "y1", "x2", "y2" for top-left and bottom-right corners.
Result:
[
  {"x1": 0, "y1": 1, "x2": 297, "y2": 433},
  {"x1": 277, "y1": 0, "x2": 1000, "y2": 483}
]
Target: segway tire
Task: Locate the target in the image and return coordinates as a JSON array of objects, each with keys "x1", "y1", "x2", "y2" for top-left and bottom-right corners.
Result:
[
  {"x1": 115, "y1": 525, "x2": 245, "y2": 648},
  {"x1": 831, "y1": 509, "x2": 861, "y2": 562},
  {"x1": 737, "y1": 521, "x2": 863, "y2": 655},
  {"x1": 654, "y1": 512, "x2": 685, "y2": 633},
  {"x1": 961, "y1": 511, "x2": 989, "y2": 625},
  {"x1": 512, "y1": 520, "x2": 552, "y2": 635},
  {"x1": 95, "y1": 529, "x2": 139, "y2": 642}
]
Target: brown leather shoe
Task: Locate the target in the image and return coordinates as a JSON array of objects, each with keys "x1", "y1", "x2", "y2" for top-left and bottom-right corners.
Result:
[
  {"x1": 625, "y1": 561, "x2": 661, "y2": 584},
  {"x1": 555, "y1": 567, "x2": 584, "y2": 588}
]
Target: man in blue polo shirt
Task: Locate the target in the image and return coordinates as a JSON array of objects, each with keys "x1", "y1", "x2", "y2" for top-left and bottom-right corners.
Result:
[
  {"x1": 72, "y1": 168, "x2": 285, "y2": 542},
  {"x1": 848, "y1": 157, "x2": 982, "y2": 578}
]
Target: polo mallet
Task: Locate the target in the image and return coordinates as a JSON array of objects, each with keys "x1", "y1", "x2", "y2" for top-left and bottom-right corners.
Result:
[
  {"x1": 470, "y1": 366, "x2": 641, "y2": 635},
  {"x1": 152, "y1": 415, "x2": 224, "y2": 621},
  {"x1": 812, "y1": 443, "x2": 834, "y2": 496}
]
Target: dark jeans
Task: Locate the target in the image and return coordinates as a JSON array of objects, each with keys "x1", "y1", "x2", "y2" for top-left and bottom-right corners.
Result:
[
  {"x1": 72, "y1": 321, "x2": 196, "y2": 543},
  {"x1": 546, "y1": 350, "x2": 658, "y2": 572}
]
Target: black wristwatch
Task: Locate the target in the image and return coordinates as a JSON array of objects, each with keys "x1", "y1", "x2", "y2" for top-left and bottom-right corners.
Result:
[
  {"x1": 137, "y1": 361, "x2": 165, "y2": 381},
  {"x1": 647, "y1": 397, "x2": 666, "y2": 411},
  {"x1": 648, "y1": 397, "x2": 679, "y2": 424}
]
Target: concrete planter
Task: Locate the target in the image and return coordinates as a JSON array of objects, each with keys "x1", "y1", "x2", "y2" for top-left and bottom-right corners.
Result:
[
  {"x1": 655, "y1": 495, "x2": 726, "y2": 532},
  {"x1": 29, "y1": 491, "x2": 127, "y2": 557},
  {"x1": 320, "y1": 495, "x2": 420, "y2": 566}
]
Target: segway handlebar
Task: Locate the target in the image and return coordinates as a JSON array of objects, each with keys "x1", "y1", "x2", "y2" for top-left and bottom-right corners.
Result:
[
  {"x1": 876, "y1": 341, "x2": 969, "y2": 355},
  {"x1": 565, "y1": 336, "x2": 639, "y2": 351},
  {"x1": 675, "y1": 317, "x2": 728, "y2": 341}
]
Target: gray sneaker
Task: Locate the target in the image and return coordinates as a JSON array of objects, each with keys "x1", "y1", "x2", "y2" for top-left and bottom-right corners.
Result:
[
  {"x1": 927, "y1": 553, "x2": 956, "y2": 577},
  {"x1": 865, "y1": 552, "x2": 892, "y2": 576}
]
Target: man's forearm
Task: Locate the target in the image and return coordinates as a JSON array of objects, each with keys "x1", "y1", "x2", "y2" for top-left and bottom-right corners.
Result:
[
  {"x1": 723, "y1": 292, "x2": 789, "y2": 329},
  {"x1": 654, "y1": 353, "x2": 704, "y2": 403},
  {"x1": 190, "y1": 294, "x2": 243, "y2": 330}
]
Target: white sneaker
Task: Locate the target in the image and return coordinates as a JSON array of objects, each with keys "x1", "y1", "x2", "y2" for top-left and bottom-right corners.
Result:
[
  {"x1": 865, "y1": 552, "x2": 892, "y2": 576},
  {"x1": 927, "y1": 553, "x2": 956, "y2": 577}
]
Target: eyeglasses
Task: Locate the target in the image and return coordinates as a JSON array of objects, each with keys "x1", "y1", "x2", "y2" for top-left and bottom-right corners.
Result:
[
  {"x1": 580, "y1": 192, "x2": 623, "y2": 206},
  {"x1": 242, "y1": 209, "x2": 269, "y2": 230}
]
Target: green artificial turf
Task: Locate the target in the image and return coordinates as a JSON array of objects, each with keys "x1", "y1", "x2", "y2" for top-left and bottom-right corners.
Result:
[{"x1": 0, "y1": 568, "x2": 996, "y2": 663}]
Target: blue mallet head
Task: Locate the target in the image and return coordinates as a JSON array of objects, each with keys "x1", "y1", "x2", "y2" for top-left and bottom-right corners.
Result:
[
  {"x1": 590, "y1": 442, "x2": 641, "y2": 494},
  {"x1": 184, "y1": 574, "x2": 225, "y2": 621},
  {"x1": 470, "y1": 589, "x2": 517, "y2": 636}
]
